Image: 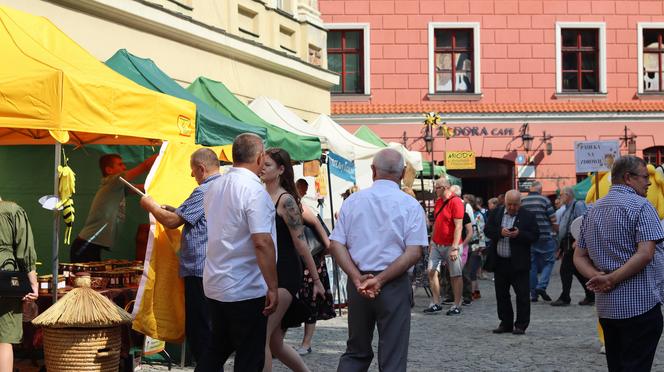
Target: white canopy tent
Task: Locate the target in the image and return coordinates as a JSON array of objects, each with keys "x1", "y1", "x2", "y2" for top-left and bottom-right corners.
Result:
[
  {"x1": 311, "y1": 114, "x2": 423, "y2": 166},
  {"x1": 311, "y1": 114, "x2": 424, "y2": 237},
  {"x1": 248, "y1": 97, "x2": 346, "y2": 224},
  {"x1": 248, "y1": 96, "x2": 330, "y2": 150}
]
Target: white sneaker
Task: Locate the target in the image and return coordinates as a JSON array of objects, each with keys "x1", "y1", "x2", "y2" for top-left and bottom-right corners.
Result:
[
  {"x1": 295, "y1": 346, "x2": 312, "y2": 355},
  {"x1": 600, "y1": 345, "x2": 606, "y2": 354}
]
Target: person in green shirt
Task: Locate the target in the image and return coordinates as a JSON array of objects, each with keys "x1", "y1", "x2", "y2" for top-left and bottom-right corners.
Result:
[
  {"x1": 70, "y1": 153, "x2": 156, "y2": 262},
  {"x1": 0, "y1": 198, "x2": 38, "y2": 372}
]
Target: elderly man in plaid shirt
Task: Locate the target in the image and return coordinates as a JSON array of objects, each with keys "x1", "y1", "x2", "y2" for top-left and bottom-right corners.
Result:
[{"x1": 574, "y1": 155, "x2": 664, "y2": 372}]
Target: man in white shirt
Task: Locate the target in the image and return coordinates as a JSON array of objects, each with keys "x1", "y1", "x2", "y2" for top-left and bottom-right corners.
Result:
[
  {"x1": 198, "y1": 133, "x2": 278, "y2": 372},
  {"x1": 330, "y1": 148, "x2": 428, "y2": 372}
]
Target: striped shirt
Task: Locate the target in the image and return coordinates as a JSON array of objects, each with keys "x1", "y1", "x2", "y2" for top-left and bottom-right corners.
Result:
[
  {"x1": 578, "y1": 184, "x2": 664, "y2": 319},
  {"x1": 521, "y1": 192, "x2": 555, "y2": 238},
  {"x1": 497, "y1": 210, "x2": 517, "y2": 258},
  {"x1": 175, "y1": 173, "x2": 220, "y2": 277}
]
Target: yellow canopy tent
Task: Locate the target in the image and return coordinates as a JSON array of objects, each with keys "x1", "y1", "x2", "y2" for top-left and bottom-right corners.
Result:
[{"x1": 0, "y1": 5, "x2": 196, "y2": 302}]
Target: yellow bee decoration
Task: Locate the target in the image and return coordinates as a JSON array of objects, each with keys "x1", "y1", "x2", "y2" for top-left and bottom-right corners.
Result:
[
  {"x1": 56, "y1": 153, "x2": 76, "y2": 244},
  {"x1": 424, "y1": 112, "x2": 454, "y2": 139},
  {"x1": 440, "y1": 124, "x2": 455, "y2": 139},
  {"x1": 424, "y1": 112, "x2": 442, "y2": 128}
]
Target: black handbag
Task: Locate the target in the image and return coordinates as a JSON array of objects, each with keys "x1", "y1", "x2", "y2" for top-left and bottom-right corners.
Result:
[
  {"x1": 303, "y1": 214, "x2": 330, "y2": 257},
  {"x1": 0, "y1": 258, "x2": 31, "y2": 298}
]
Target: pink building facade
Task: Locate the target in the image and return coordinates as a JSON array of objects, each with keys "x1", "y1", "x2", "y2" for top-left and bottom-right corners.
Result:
[{"x1": 319, "y1": 0, "x2": 664, "y2": 199}]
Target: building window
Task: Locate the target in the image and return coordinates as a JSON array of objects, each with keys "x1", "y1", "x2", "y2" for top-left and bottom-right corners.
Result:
[
  {"x1": 556, "y1": 22, "x2": 606, "y2": 94},
  {"x1": 644, "y1": 146, "x2": 664, "y2": 165},
  {"x1": 643, "y1": 29, "x2": 664, "y2": 92},
  {"x1": 561, "y1": 29, "x2": 599, "y2": 92},
  {"x1": 326, "y1": 24, "x2": 370, "y2": 95},
  {"x1": 276, "y1": 0, "x2": 292, "y2": 13},
  {"x1": 428, "y1": 23, "x2": 481, "y2": 95},
  {"x1": 434, "y1": 29, "x2": 474, "y2": 93}
]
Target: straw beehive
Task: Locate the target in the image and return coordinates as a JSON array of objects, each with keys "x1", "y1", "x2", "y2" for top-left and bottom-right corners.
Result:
[{"x1": 32, "y1": 274, "x2": 132, "y2": 371}]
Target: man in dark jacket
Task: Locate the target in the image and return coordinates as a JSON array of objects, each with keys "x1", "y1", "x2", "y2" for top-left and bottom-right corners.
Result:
[{"x1": 485, "y1": 190, "x2": 539, "y2": 335}]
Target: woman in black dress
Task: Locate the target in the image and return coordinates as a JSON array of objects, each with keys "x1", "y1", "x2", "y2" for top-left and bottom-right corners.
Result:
[{"x1": 261, "y1": 148, "x2": 324, "y2": 372}]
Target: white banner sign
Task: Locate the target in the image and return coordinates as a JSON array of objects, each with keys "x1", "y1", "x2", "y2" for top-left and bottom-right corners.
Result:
[{"x1": 574, "y1": 140, "x2": 620, "y2": 173}]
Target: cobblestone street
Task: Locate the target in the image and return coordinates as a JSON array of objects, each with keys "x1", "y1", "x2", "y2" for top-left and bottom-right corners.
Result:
[{"x1": 145, "y1": 262, "x2": 664, "y2": 372}]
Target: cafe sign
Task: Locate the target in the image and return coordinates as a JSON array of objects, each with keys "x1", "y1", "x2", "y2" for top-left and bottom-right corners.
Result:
[
  {"x1": 450, "y1": 126, "x2": 514, "y2": 137},
  {"x1": 445, "y1": 151, "x2": 476, "y2": 170}
]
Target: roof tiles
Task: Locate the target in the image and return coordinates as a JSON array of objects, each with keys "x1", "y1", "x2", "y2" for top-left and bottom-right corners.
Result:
[{"x1": 331, "y1": 102, "x2": 664, "y2": 115}]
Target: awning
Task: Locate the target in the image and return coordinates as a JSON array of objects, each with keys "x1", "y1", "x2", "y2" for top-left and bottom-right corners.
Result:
[
  {"x1": 187, "y1": 77, "x2": 321, "y2": 161},
  {"x1": 0, "y1": 6, "x2": 196, "y2": 145},
  {"x1": 105, "y1": 49, "x2": 266, "y2": 146}
]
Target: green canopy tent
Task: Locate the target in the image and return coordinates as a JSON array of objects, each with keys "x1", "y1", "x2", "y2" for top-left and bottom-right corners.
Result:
[
  {"x1": 187, "y1": 77, "x2": 321, "y2": 161},
  {"x1": 105, "y1": 49, "x2": 266, "y2": 145},
  {"x1": 354, "y1": 125, "x2": 388, "y2": 147},
  {"x1": 419, "y1": 161, "x2": 462, "y2": 185},
  {"x1": 571, "y1": 176, "x2": 592, "y2": 201}
]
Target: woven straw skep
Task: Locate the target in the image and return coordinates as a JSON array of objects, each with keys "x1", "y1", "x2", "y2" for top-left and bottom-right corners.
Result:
[
  {"x1": 42, "y1": 327, "x2": 121, "y2": 371},
  {"x1": 32, "y1": 287, "x2": 132, "y2": 328}
]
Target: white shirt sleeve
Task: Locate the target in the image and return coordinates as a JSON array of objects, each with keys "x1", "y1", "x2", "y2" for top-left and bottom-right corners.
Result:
[
  {"x1": 405, "y1": 204, "x2": 429, "y2": 246},
  {"x1": 329, "y1": 203, "x2": 348, "y2": 245},
  {"x1": 247, "y1": 188, "x2": 275, "y2": 234}
]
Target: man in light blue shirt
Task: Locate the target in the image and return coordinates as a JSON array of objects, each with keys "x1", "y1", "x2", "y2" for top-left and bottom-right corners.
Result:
[{"x1": 330, "y1": 148, "x2": 428, "y2": 372}]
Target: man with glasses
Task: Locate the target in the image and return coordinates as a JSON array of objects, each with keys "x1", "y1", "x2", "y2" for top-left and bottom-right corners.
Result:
[
  {"x1": 574, "y1": 155, "x2": 664, "y2": 372},
  {"x1": 424, "y1": 178, "x2": 465, "y2": 315}
]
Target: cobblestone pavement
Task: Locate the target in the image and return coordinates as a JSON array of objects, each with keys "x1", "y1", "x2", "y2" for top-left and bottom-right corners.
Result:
[{"x1": 143, "y1": 262, "x2": 664, "y2": 371}]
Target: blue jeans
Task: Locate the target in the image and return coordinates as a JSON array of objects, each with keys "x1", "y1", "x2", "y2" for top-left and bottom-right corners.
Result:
[{"x1": 529, "y1": 237, "x2": 557, "y2": 298}]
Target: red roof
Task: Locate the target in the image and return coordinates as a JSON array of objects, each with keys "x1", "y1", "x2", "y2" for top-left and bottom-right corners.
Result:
[{"x1": 331, "y1": 102, "x2": 664, "y2": 115}]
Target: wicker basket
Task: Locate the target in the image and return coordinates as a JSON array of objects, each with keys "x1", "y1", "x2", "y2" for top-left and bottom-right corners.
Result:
[{"x1": 42, "y1": 327, "x2": 121, "y2": 371}]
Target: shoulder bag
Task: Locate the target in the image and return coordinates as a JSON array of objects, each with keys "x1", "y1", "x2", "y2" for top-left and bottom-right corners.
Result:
[
  {"x1": 303, "y1": 214, "x2": 330, "y2": 257},
  {"x1": 0, "y1": 258, "x2": 31, "y2": 298}
]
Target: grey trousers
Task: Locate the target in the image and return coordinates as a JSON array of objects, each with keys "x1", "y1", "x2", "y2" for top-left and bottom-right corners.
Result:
[{"x1": 337, "y1": 273, "x2": 410, "y2": 372}]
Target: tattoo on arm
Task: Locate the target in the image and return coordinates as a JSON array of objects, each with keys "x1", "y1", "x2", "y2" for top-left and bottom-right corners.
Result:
[{"x1": 282, "y1": 195, "x2": 304, "y2": 233}]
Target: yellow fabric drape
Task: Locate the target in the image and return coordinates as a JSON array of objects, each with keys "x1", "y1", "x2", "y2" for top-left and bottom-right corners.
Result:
[{"x1": 133, "y1": 142, "x2": 226, "y2": 342}]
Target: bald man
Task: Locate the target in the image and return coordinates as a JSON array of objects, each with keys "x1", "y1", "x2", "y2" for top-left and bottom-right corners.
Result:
[
  {"x1": 484, "y1": 190, "x2": 539, "y2": 335},
  {"x1": 330, "y1": 148, "x2": 428, "y2": 372}
]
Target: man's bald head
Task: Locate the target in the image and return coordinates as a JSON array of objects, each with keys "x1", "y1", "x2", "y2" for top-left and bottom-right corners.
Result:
[
  {"x1": 191, "y1": 148, "x2": 220, "y2": 170},
  {"x1": 372, "y1": 148, "x2": 404, "y2": 182},
  {"x1": 505, "y1": 189, "x2": 522, "y2": 216}
]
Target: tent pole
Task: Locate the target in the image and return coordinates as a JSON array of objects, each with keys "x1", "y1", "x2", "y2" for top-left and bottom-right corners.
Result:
[
  {"x1": 325, "y1": 154, "x2": 343, "y2": 316},
  {"x1": 52, "y1": 143, "x2": 61, "y2": 304}
]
